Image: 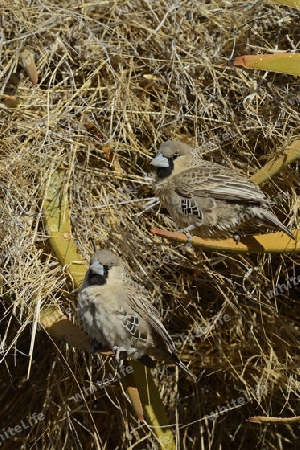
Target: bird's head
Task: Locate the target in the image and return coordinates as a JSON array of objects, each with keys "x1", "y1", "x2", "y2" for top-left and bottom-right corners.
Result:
[
  {"x1": 88, "y1": 250, "x2": 122, "y2": 286},
  {"x1": 150, "y1": 140, "x2": 194, "y2": 179}
]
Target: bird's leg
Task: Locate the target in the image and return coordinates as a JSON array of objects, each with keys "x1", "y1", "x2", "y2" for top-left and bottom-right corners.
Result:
[
  {"x1": 178, "y1": 224, "x2": 195, "y2": 243},
  {"x1": 113, "y1": 346, "x2": 128, "y2": 367},
  {"x1": 233, "y1": 233, "x2": 241, "y2": 243},
  {"x1": 232, "y1": 229, "x2": 248, "y2": 243}
]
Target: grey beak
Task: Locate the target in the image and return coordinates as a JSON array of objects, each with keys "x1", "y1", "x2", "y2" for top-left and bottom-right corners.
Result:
[
  {"x1": 150, "y1": 153, "x2": 169, "y2": 168},
  {"x1": 90, "y1": 261, "x2": 104, "y2": 275}
]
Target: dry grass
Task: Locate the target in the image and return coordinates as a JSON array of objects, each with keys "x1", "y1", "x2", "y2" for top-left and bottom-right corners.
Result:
[{"x1": 1, "y1": 0, "x2": 300, "y2": 449}]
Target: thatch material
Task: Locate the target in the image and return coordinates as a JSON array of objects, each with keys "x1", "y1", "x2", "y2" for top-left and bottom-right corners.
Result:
[{"x1": 1, "y1": 0, "x2": 300, "y2": 448}]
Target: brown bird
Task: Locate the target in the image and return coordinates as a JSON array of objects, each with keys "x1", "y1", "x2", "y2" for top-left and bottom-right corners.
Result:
[
  {"x1": 151, "y1": 140, "x2": 295, "y2": 241},
  {"x1": 78, "y1": 249, "x2": 196, "y2": 381}
]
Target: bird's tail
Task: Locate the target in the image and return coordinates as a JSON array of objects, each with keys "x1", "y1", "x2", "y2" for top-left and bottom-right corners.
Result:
[
  {"x1": 170, "y1": 351, "x2": 197, "y2": 382},
  {"x1": 176, "y1": 360, "x2": 197, "y2": 383},
  {"x1": 251, "y1": 207, "x2": 295, "y2": 240},
  {"x1": 147, "y1": 346, "x2": 197, "y2": 381}
]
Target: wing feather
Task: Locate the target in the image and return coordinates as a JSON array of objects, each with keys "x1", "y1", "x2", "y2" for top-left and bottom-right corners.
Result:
[
  {"x1": 174, "y1": 163, "x2": 269, "y2": 204},
  {"x1": 124, "y1": 280, "x2": 176, "y2": 351}
]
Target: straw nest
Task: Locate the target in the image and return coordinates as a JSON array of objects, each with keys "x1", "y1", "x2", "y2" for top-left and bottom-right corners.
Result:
[{"x1": 1, "y1": 1, "x2": 300, "y2": 449}]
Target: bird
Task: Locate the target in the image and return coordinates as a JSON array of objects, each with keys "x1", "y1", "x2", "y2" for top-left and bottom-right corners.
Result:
[
  {"x1": 78, "y1": 249, "x2": 196, "y2": 381},
  {"x1": 151, "y1": 140, "x2": 295, "y2": 241}
]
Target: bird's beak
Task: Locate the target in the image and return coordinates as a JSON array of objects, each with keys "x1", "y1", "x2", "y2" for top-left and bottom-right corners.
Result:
[
  {"x1": 90, "y1": 261, "x2": 104, "y2": 275},
  {"x1": 150, "y1": 153, "x2": 169, "y2": 168}
]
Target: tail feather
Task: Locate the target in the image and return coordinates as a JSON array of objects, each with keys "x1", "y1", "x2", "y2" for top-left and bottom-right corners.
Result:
[
  {"x1": 176, "y1": 360, "x2": 197, "y2": 383},
  {"x1": 251, "y1": 208, "x2": 295, "y2": 240},
  {"x1": 171, "y1": 351, "x2": 197, "y2": 382},
  {"x1": 148, "y1": 348, "x2": 197, "y2": 381}
]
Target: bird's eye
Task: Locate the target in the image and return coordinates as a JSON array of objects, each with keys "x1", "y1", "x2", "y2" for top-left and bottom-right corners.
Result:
[
  {"x1": 170, "y1": 154, "x2": 180, "y2": 161},
  {"x1": 100, "y1": 263, "x2": 113, "y2": 271}
]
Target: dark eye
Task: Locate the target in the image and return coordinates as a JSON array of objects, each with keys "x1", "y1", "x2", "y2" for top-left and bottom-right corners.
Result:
[
  {"x1": 170, "y1": 154, "x2": 180, "y2": 161},
  {"x1": 102, "y1": 263, "x2": 113, "y2": 271}
]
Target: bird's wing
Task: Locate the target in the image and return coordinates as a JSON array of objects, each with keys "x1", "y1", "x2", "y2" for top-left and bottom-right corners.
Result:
[
  {"x1": 124, "y1": 281, "x2": 197, "y2": 382},
  {"x1": 173, "y1": 163, "x2": 269, "y2": 204},
  {"x1": 124, "y1": 280, "x2": 176, "y2": 351},
  {"x1": 114, "y1": 309, "x2": 148, "y2": 340}
]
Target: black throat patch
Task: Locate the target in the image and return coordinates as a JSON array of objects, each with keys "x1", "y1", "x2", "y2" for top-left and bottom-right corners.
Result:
[
  {"x1": 88, "y1": 264, "x2": 110, "y2": 286},
  {"x1": 156, "y1": 158, "x2": 174, "y2": 179}
]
